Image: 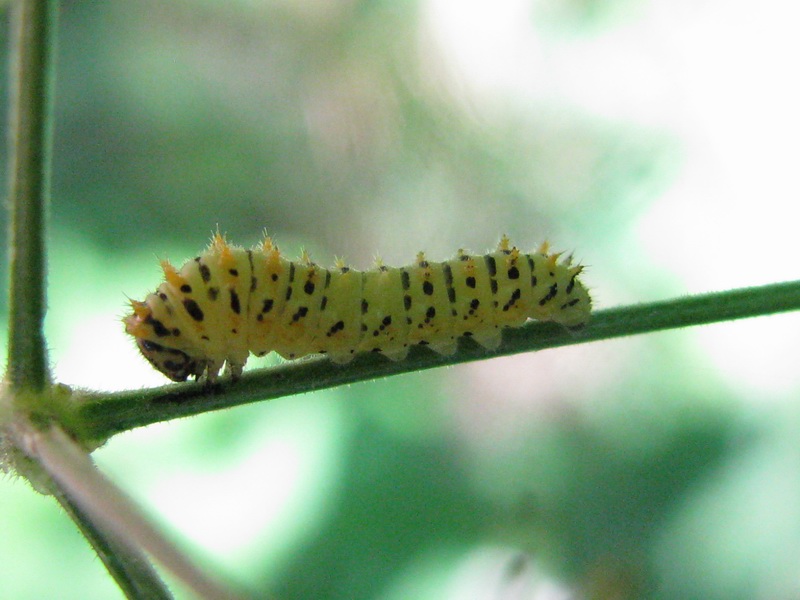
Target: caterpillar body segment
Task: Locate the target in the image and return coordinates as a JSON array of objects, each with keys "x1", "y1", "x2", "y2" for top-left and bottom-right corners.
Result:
[
  {"x1": 314, "y1": 264, "x2": 363, "y2": 363},
  {"x1": 357, "y1": 266, "x2": 410, "y2": 361},
  {"x1": 125, "y1": 233, "x2": 591, "y2": 382}
]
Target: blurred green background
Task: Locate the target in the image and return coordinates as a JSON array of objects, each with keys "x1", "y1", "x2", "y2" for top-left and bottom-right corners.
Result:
[{"x1": 2, "y1": 1, "x2": 800, "y2": 598}]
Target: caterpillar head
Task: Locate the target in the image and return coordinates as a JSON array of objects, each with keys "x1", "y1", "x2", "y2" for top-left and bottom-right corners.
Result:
[
  {"x1": 134, "y1": 338, "x2": 207, "y2": 382},
  {"x1": 556, "y1": 280, "x2": 592, "y2": 328},
  {"x1": 124, "y1": 300, "x2": 208, "y2": 382}
]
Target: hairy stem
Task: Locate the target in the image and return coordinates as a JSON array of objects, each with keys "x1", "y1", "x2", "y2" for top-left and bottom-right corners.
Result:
[
  {"x1": 13, "y1": 421, "x2": 249, "y2": 600},
  {"x1": 54, "y1": 490, "x2": 175, "y2": 600},
  {"x1": 4, "y1": 0, "x2": 57, "y2": 391}
]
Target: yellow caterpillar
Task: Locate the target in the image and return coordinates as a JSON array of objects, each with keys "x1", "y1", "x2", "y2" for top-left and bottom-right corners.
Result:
[{"x1": 124, "y1": 233, "x2": 591, "y2": 382}]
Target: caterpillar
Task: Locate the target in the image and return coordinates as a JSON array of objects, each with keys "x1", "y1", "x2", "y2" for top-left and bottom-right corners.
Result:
[{"x1": 124, "y1": 233, "x2": 591, "y2": 382}]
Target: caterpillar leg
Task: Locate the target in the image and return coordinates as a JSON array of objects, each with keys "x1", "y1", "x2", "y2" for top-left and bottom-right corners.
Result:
[
  {"x1": 204, "y1": 359, "x2": 225, "y2": 384},
  {"x1": 224, "y1": 359, "x2": 246, "y2": 381},
  {"x1": 429, "y1": 339, "x2": 458, "y2": 356},
  {"x1": 328, "y1": 351, "x2": 357, "y2": 365},
  {"x1": 470, "y1": 328, "x2": 502, "y2": 350},
  {"x1": 382, "y1": 347, "x2": 410, "y2": 361}
]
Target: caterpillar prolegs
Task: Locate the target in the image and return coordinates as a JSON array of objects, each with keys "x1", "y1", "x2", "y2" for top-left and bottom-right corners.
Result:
[{"x1": 124, "y1": 234, "x2": 591, "y2": 382}]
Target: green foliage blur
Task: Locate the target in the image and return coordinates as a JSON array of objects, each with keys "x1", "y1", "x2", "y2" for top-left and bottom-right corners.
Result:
[{"x1": 2, "y1": 1, "x2": 800, "y2": 599}]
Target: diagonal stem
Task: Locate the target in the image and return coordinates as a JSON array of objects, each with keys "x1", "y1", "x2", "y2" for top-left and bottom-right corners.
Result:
[
  {"x1": 75, "y1": 279, "x2": 800, "y2": 442},
  {"x1": 13, "y1": 420, "x2": 249, "y2": 600},
  {"x1": 54, "y1": 489, "x2": 175, "y2": 600}
]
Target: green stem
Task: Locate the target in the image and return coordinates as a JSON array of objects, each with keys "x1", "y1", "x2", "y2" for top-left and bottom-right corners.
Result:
[
  {"x1": 19, "y1": 422, "x2": 246, "y2": 600},
  {"x1": 54, "y1": 490, "x2": 175, "y2": 600},
  {"x1": 5, "y1": 0, "x2": 57, "y2": 392},
  {"x1": 76, "y1": 279, "x2": 800, "y2": 442}
]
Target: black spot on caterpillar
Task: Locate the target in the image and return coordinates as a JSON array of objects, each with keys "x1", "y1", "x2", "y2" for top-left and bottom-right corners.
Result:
[{"x1": 125, "y1": 233, "x2": 591, "y2": 382}]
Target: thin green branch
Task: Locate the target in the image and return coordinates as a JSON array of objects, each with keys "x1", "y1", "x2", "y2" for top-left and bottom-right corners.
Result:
[
  {"x1": 53, "y1": 490, "x2": 175, "y2": 600},
  {"x1": 4, "y1": 0, "x2": 58, "y2": 391},
  {"x1": 13, "y1": 421, "x2": 249, "y2": 600},
  {"x1": 75, "y1": 279, "x2": 800, "y2": 442}
]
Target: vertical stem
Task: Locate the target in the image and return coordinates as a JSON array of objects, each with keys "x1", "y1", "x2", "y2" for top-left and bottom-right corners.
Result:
[{"x1": 5, "y1": 0, "x2": 57, "y2": 391}]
